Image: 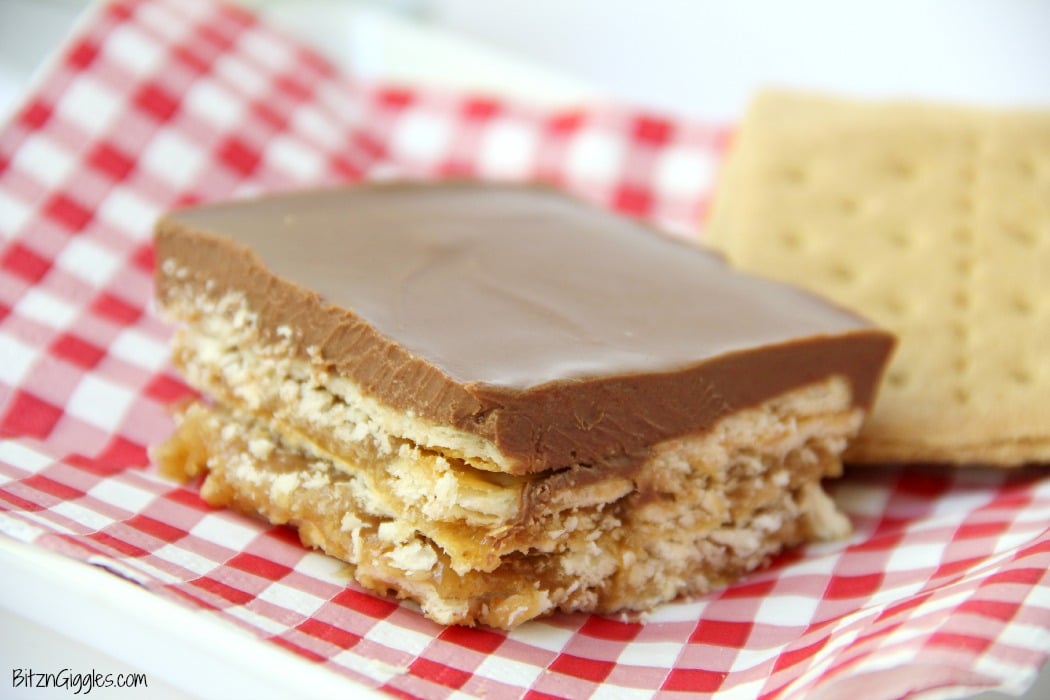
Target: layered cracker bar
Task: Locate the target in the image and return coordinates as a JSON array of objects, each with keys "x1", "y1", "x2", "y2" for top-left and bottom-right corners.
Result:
[{"x1": 153, "y1": 182, "x2": 893, "y2": 628}]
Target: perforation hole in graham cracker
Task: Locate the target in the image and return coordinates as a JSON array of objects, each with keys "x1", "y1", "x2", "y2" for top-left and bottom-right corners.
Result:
[
  {"x1": 886, "y1": 157, "x2": 919, "y2": 180},
  {"x1": 886, "y1": 369, "x2": 909, "y2": 390},
  {"x1": 779, "y1": 163, "x2": 811, "y2": 185},
  {"x1": 953, "y1": 386, "x2": 972, "y2": 405},
  {"x1": 1010, "y1": 366, "x2": 1035, "y2": 386},
  {"x1": 1010, "y1": 294, "x2": 1034, "y2": 317},
  {"x1": 884, "y1": 228, "x2": 914, "y2": 249},
  {"x1": 1017, "y1": 157, "x2": 1038, "y2": 178},
  {"x1": 839, "y1": 195, "x2": 863, "y2": 216},
  {"x1": 882, "y1": 293, "x2": 908, "y2": 317},
  {"x1": 1006, "y1": 224, "x2": 1038, "y2": 247},
  {"x1": 828, "y1": 262, "x2": 857, "y2": 284},
  {"x1": 781, "y1": 228, "x2": 805, "y2": 250}
]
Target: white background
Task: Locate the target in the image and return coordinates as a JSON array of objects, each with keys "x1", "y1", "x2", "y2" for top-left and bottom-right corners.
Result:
[{"x1": 423, "y1": 0, "x2": 1050, "y2": 119}]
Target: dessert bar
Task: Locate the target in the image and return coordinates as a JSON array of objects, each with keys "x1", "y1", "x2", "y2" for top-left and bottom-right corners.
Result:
[{"x1": 154, "y1": 182, "x2": 893, "y2": 627}]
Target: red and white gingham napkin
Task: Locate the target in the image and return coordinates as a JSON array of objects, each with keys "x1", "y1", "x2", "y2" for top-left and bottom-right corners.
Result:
[{"x1": 2, "y1": 1, "x2": 1049, "y2": 698}]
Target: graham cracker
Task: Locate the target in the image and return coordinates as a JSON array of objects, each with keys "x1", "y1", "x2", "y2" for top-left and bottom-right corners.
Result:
[{"x1": 705, "y1": 90, "x2": 1050, "y2": 466}]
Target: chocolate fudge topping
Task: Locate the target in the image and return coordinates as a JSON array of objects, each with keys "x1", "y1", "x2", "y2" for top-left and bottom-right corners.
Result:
[{"x1": 155, "y1": 181, "x2": 894, "y2": 473}]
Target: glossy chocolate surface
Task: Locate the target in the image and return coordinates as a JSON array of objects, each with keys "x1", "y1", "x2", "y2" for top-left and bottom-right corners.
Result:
[{"x1": 156, "y1": 182, "x2": 894, "y2": 473}]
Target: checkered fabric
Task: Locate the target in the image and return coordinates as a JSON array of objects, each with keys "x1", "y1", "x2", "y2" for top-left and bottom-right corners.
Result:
[{"x1": 1, "y1": 1, "x2": 1048, "y2": 698}]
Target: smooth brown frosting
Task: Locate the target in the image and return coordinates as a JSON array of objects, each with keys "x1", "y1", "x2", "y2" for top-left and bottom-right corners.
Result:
[{"x1": 155, "y1": 181, "x2": 894, "y2": 473}]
